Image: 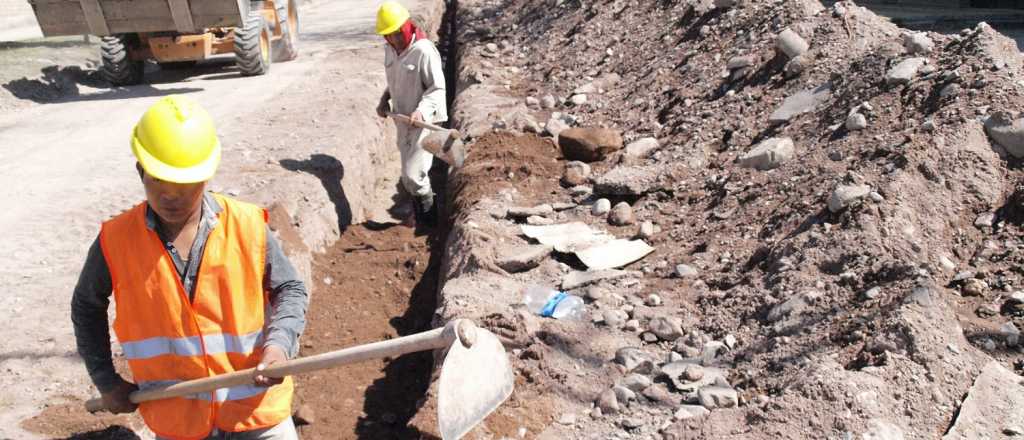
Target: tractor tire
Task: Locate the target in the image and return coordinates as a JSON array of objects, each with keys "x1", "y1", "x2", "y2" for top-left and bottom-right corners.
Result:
[
  {"x1": 272, "y1": 0, "x2": 299, "y2": 62},
  {"x1": 99, "y1": 34, "x2": 145, "y2": 86},
  {"x1": 234, "y1": 11, "x2": 272, "y2": 76}
]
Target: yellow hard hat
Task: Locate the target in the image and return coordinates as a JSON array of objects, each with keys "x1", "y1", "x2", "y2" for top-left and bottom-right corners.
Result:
[
  {"x1": 131, "y1": 95, "x2": 221, "y2": 184},
  {"x1": 376, "y1": 1, "x2": 410, "y2": 35}
]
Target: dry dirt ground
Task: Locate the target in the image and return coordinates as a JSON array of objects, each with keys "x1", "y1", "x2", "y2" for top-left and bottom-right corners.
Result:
[{"x1": 0, "y1": 0, "x2": 452, "y2": 437}]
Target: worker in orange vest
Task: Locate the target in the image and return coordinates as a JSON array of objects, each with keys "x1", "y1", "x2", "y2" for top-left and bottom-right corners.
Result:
[{"x1": 71, "y1": 95, "x2": 309, "y2": 440}]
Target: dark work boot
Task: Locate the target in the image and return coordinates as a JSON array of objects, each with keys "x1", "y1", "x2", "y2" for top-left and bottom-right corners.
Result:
[{"x1": 413, "y1": 193, "x2": 436, "y2": 229}]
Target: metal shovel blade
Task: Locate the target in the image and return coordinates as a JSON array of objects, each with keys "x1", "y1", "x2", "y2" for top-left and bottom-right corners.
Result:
[{"x1": 437, "y1": 327, "x2": 514, "y2": 440}]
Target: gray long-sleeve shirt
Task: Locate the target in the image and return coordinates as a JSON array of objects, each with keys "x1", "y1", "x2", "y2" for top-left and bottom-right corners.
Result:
[
  {"x1": 71, "y1": 193, "x2": 308, "y2": 393},
  {"x1": 385, "y1": 36, "x2": 448, "y2": 123}
]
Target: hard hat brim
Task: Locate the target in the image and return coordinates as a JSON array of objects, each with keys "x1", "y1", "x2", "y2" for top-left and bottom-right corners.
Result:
[
  {"x1": 132, "y1": 136, "x2": 221, "y2": 184},
  {"x1": 376, "y1": 22, "x2": 403, "y2": 36}
]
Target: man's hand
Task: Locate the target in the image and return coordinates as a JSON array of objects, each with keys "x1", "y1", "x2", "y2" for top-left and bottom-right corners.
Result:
[
  {"x1": 254, "y1": 344, "x2": 288, "y2": 387},
  {"x1": 101, "y1": 378, "x2": 138, "y2": 414},
  {"x1": 376, "y1": 95, "x2": 391, "y2": 118},
  {"x1": 410, "y1": 110, "x2": 424, "y2": 123}
]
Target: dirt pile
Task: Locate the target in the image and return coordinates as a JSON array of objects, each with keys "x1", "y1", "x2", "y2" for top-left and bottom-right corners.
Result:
[{"x1": 425, "y1": 0, "x2": 1024, "y2": 438}]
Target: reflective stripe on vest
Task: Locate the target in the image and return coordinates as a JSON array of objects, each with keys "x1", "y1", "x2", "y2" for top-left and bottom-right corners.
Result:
[
  {"x1": 122, "y1": 330, "x2": 264, "y2": 360},
  {"x1": 100, "y1": 194, "x2": 293, "y2": 439},
  {"x1": 138, "y1": 380, "x2": 269, "y2": 402}
]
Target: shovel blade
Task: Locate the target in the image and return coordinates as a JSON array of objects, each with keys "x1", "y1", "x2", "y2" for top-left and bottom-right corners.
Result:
[{"x1": 437, "y1": 328, "x2": 514, "y2": 440}]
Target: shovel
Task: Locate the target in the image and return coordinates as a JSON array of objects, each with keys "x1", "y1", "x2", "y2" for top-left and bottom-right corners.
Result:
[
  {"x1": 84, "y1": 319, "x2": 513, "y2": 440},
  {"x1": 388, "y1": 112, "x2": 466, "y2": 168}
]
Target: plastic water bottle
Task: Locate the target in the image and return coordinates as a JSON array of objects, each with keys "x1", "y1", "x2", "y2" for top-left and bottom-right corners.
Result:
[{"x1": 522, "y1": 285, "x2": 586, "y2": 320}]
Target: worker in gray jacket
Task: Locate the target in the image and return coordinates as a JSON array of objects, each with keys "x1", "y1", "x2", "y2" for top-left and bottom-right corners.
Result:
[{"x1": 374, "y1": 1, "x2": 448, "y2": 227}]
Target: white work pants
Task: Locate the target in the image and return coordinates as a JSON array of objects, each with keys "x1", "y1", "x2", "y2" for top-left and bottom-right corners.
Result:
[{"x1": 396, "y1": 123, "x2": 434, "y2": 199}]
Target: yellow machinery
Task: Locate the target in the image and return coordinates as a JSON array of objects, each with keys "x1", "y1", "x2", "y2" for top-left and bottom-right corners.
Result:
[{"x1": 27, "y1": 0, "x2": 300, "y2": 85}]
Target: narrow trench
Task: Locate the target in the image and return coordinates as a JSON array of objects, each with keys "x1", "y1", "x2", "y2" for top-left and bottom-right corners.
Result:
[{"x1": 292, "y1": 1, "x2": 460, "y2": 438}]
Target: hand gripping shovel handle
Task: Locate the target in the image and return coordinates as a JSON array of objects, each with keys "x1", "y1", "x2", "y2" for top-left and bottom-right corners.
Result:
[{"x1": 85, "y1": 319, "x2": 479, "y2": 413}]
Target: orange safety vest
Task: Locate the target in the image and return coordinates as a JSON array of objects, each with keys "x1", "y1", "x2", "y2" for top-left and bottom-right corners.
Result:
[{"x1": 99, "y1": 194, "x2": 293, "y2": 440}]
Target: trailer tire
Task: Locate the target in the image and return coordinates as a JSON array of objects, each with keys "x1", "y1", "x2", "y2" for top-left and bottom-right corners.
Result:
[
  {"x1": 272, "y1": 0, "x2": 299, "y2": 62},
  {"x1": 99, "y1": 34, "x2": 145, "y2": 86},
  {"x1": 235, "y1": 11, "x2": 272, "y2": 76}
]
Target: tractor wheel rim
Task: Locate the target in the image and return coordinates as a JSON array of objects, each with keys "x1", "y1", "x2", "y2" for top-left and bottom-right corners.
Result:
[
  {"x1": 288, "y1": 2, "x2": 298, "y2": 44},
  {"x1": 260, "y1": 28, "x2": 270, "y2": 63}
]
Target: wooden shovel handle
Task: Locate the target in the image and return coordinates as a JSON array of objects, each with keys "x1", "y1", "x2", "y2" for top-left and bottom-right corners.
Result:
[
  {"x1": 387, "y1": 112, "x2": 449, "y2": 133},
  {"x1": 85, "y1": 319, "x2": 478, "y2": 413}
]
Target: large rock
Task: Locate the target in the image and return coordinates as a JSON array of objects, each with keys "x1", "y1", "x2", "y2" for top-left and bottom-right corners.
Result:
[
  {"x1": 769, "y1": 83, "x2": 832, "y2": 123},
  {"x1": 698, "y1": 386, "x2": 738, "y2": 409},
  {"x1": 614, "y1": 347, "x2": 650, "y2": 371},
  {"x1": 597, "y1": 389, "x2": 620, "y2": 414},
  {"x1": 674, "y1": 405, "x2": 711, "y2": 420},
  {"x1": 621, "y1": 373, "x2": 652, "y2": 392},
  {"x1": 984, "y1": 112, "x2": 1024, "y2": 158},
  {"x1": 828, "y1": 184, "x2": 871, "y2": 212},
  {"x1": 594, "y1": 166, "x2": 662, "y2": 195},
  {"x1": 885, "y1": 58, "x2": 927, "y2": 86},
  {"x1": 738, "y1": 137, "x2": 795, "y2": 170},
  {"x1": 507, "y1": 204, "x2": 554, "y2": 219},
  {"x1": 559, "y1": 128, "x2": 624, "y2": 162},
  {"x1": 776, "y1": 28, "x2": 809, "y2": 59},
  {"x1": 545, "y1": 116, "x2": 570, "y2": 138},
  {"x1": 944, "y1": 362, "x2": 1024, "y2": 439},
  {"x1": 495, "y1": 245, "x2": 551, "y2": 273}
]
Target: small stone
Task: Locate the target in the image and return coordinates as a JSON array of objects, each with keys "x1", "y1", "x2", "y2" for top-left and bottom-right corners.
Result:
[
  {"x1": 622, "y1": 373, "x2": 652, "y2": 392},
  {"x1": 940, "y1": 83, "x2": 962, "y2": 99},
  {"x1": 738, "y1": 137, "x2": 795, "y2": 171},
  {"x1": 612, "y1": 385, "x2": 637, "y2": 404},
  {"x1": 525, "y1": 96, "x2": 539, "y2": 107},
  {"x1": 776, "y1": 28, "x2": 809, "y2": 59},
  {"x1": 864, "y1": 287, "x2": 882, "y2": 300},
  {"x1": 975, "y1": 212, "x2": 995, "y2": 228},
  {"x1": 644, "y1": 294, "x2": 662, "y2": 307},
  {"x1": 562, "y1": 161, "x2": 592, "y2": 187},
  {"x1": 545, "y1": 116, "x2": 570, "y2": 138},
  {"x1": 323, "y1": 276, "x2": 333, "y2": 286},
  {"x1": 886, "y1": 58, "x2": 927, "y2": 86},
  {"x1": 485, "y1": 43, "x2": 499, "y2": 53},
  {"x1": 1008, "y1": 291, "x2": 1024, "y2": 304},
  {"x1": 648, "y1": 316, "x2": 684, "y2": 341},
  {"x1": 903, "y1": 32, "x2": 935, "y2": 54},
  {"x1": 698, "y1": 386, "x2": 738, "y2": 409},
  {"x1": 1001, "y1": 322, "x2": 1021, "y2": 346},
  {"x1": 585, "y1": 286, "x2": 607, "y2": 302},
  {"x1": 869, "y1": 192, "x2": 885, "y2": 203},
  {"x1": 675, "y1": 264, "x2": 699, "y2": 278},
  {"x1": 963, "y1": 278, "x2": 988, "y2": 297},
  {"x1": 557, "y1": 413, "x2": 577, "y2": 425},
  {"x1": 641, "y1": 332, "x2": 660, "y2": 343},
  {"x1": 682, "y1": 364, "x2": 704, "y2": 382},
  {"x1": 614, "y1": 347, "x2": 649, "y2": 371},
  {"x1": 541, "y1": 94, "x2": 557, "y2": 109},
  {"x1": 620, "y1": 418, "x2": 643, "y2": 430},
  {"x1": 1005, "y1": 425, "x2": 1024, "y2": 436},
  {"x1": 724, "y1": 334, "x2": 737, "y2": 349},
  {"x1": 625, "y1": 137, "x2": 659, "y2": 158},
  {"x1": 727, "y1": 55, "x2": 756, "y2": 70},
  {"x1": 922, "y1": 120, "x2": 937, "y2": 132},
  {"x1": 939, "y1": 256, "x2": 956, "y2": 271},
  {"x1": 784, "y1": 55, "x2": 810, "y2": 78},
  {"x1": 642, "y1": 384, "x2": 675, "y2": 405},
  {"x1": 846, "y1": 113, "x2": 868, "y2": 131},
  {"x1": 597, "y1": 389, "x2": 620, "y2": 414},
  {"x1": 984, "y1": 111, "x2": 1024, "y2": 158},
  {"x1": 828, "y1": 184, "x2": 871, "y2": 212},
  {"x1": 625, "y1": 319, "x2": 641, "y2": 332},
  {"x1": 713, "y1": 0, "x2": 742, "y2": 8},
  {"x1": 674, "y1": 405, "x2": 711, "y2": 420},
  {"x1": 602, "y1": 310, "x2": 628, "y2": 328},
  {"x1": 637, "y1": 221, "x2": 655, "y2": 240},
  {"x1": 592, "y1": 198, "x2": 611, "y2": 216},
  {"x1": 609, "y1": 202, "x2": 636, "y2": 226},
  {"x1": 570, "y1": 94, "x2": 588, "y2": 106}
]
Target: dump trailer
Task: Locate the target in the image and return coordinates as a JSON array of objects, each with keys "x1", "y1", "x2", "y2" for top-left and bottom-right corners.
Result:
[{"x1": 26, "y1": 0, "x2": 300, "y2": 85}]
